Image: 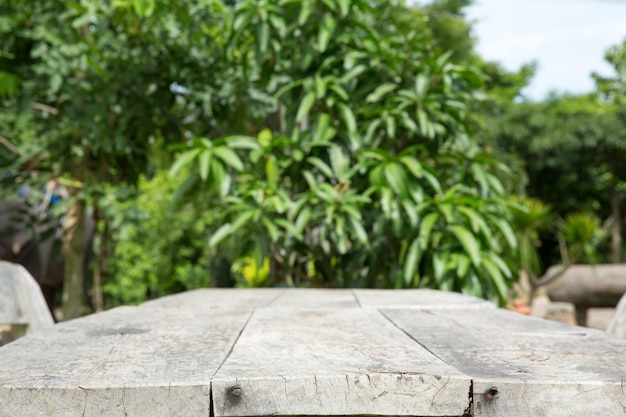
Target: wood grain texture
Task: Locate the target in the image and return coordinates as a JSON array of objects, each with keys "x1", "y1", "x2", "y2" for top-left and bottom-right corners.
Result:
[
  {"x1": 0, "y1": 305, "x2": 251, "y2": 416},
  {"x1": 267, "y1": 288, "x2": 360, "y2": 308},
  {"x1": 143, "y1": 287, "x2": 493, "y2": 311},
  {"x1": 1, "y1": 289, "x2": 624, "y2": 417},
  {"x1": 607, "y1": 292, "x2": 626, "y2": 338},
  {"x1": 141, "y1": 287, "x2": 285, "y2": 310},
  {"x1": 213, "y1": 307, "x2": 470, "y2": 416},
  {"x1": 1, "y1": 385, "x2": 210, "y2": 417},
  {"x1": 546, "y1": 264, "x2": 626, "y2": 308},
  {"x1": 382, "y1": 307, "x2": 626, "y2": 416},
  {"x1": 0, "y1": 261, "x2": 54, "y2": 332},
  {"x1": 354, "y1": 288, "x2": 495, "y2": 310}
]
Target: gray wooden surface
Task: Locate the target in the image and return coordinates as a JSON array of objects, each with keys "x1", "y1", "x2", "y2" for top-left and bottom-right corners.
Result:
[
  {"x1": 0, "y1": 289, "x2": 625, "y2": 417},
  {"x1": 546, "y1": 264, "x2": 626, "y2": 308},
  {"x1": 607, "y1": 292, "x2": 626, "y2": 338},
  {"x1": 0, "y1": 261, "x2": 54, "y2": 332}
]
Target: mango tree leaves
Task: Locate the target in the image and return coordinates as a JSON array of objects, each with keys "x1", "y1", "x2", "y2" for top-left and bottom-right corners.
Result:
[{"x1": 167, "y1": 0, "x2": 518, "y2": 300}]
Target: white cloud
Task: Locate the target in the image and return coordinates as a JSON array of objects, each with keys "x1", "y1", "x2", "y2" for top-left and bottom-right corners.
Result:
[{"x1": 466, "y1": 0, "x2": 626, "y2": 100}]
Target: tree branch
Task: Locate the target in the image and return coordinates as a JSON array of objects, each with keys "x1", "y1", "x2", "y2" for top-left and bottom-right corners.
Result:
[
  {"x1": 0, "y1": 136, "x2": 24, "y2": 155},
  {"x1": 534, "y1": 263, "x2": 573, "y2": 288},
  {"x1": 31, "y1": 102, "x2": 59, "y2": 115},
  {"x1": 559, "y1": 236, "x2": 569, "y2": 265},
  {"x1": 527, "y1": 256, "x2": 579, "y2": 306}
]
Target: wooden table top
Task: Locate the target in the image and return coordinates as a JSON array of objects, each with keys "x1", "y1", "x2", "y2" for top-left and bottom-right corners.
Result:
[{"x1": 0, "y1": 288, "x2": 625, "y2": 417}]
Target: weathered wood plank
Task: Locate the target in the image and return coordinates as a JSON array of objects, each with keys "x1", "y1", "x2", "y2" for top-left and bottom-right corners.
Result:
[
  {"x1": 546, "y1": 264, "x2": 626, "y2": 308},
  {"x1": 354, "y1": 288, "x2": 495, "y2": 310},
  {"x1": 1, "y1": 386, "x2": 210, "y2": 417},
  {"x1": 144, "y1": 288, "x2": 493, "y2": 311},
  {"x1": 0, "y1": 306, "x2": 251, "y2": 417},
  {"x1": 267, "y1": 288, "x2": 359, "y2": 308},
  {"x1": 0, "y1": 261, "x2": 54, "y2": 331},
  {"x1": 607, "y1": 292, "x2": 626, "y2": 338},
  {"x1": 142, "y1": 287, "x2": 285, "y2": 310},
  {"x1": 3, "y1": 289, "x2": 624, "y2": 416},
  {"x1": 382, "y1": 307, "x2": 626, "y2": 416},
  {"x1": 471, "y1": 379, "x2": 626, "y2": 417},
  {"x1": 213, "y1": 307, "x2": 471, "y2": 417}
]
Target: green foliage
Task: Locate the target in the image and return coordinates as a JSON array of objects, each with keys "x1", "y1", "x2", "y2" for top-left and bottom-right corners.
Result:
[
  {"x1": 169, "y1": 0, "x2": 518, "y2": 302},
  {"x1": 479, "y1": 61, "x2": 536, "y2": 108},
  {"x1": 0, "y1": 0, "x2": 250, "y2": 313},
  {"x1": 508, "y1": 197, "x2": 552, "y2": 277},
  {"x1": 594, "y1": 38, "x2": 626, "y2": 105},
  {"x1": 232, "y1": 256, "x2": 270, "y2": 287},
  {"x1": 485, "y1": 94, "x2": 626, "y2": 214},
  {"x1": 558, "y1": 212, "x2": 607, "y2": 264},
  {"x1": 1, "y1": 0, "x2": 528, "y2": 306},
  {"x1": 0, "y1": 0, "x2": 246, "y2": 184},
  {"x1": 422, "y1": 0, "x2": 474, "y2": 62},
  {"x1": 103, "y1": 171, "x2": 214, "y2": 307},
  {"x1": 0, "y1": 71, "x2": 21, "y2": 98},
  {"x1": 483, "y1": 86, "x2": 626, "y2": 269}
]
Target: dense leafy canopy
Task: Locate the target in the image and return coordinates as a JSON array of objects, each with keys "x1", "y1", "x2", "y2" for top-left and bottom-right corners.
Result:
[
  {"x1": 486, "y1": 95, "x2": 626, "y2": 215},
  {"x1": 161, "y1": 0, "x2": 518, "y2": 301},
  {"x1": 595, "y1": 39, "x2": 626, "y2": 105},
  {"x1": 5, "y1": 0, "x2": 623, "y2": 313},
  {"x1": 1, "y1": 0, "x2": 249, "y2": 317},
  {"x1": 0, "y1": 0, "x2": 238, "y2": 184},
  {"x1": 484, "y1": 42, "x2": 626, "y2": 278}
]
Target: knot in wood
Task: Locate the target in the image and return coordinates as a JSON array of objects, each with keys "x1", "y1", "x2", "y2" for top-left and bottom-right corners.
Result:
[
  {"x1": 229, "y1": 386, "x2": 243, "y2": 398},
  {"x1": 484, "y1": 386, "x2": 498, "y2": 401}
]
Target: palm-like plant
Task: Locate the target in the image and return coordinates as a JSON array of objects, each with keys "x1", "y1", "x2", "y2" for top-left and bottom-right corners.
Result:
[
  {"x1": 558, "y1": 212, "x2": 606, "y2": 264},
  {"x1": 509, "y1": 196, "x2": 552, "y2": 280},
  {"x1": 511, "y1": 196, "x2": 608, "y2": 304}
]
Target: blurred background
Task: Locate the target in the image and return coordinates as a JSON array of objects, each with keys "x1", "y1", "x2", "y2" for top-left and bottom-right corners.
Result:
[{"x1": 0, "y1": 0, "x2": 625, "y2": 326}]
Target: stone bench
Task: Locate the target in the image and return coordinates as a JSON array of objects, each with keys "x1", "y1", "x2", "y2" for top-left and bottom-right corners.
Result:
[
  {"x1": 0, "y1": 261, "x2": 54, "y2": 344},
  {"x1": 0, "y1": 288, "x2": 625, "y2": 416},
  {"x1": 545, "y1": 264, "x2": 626, "y2": 325}
]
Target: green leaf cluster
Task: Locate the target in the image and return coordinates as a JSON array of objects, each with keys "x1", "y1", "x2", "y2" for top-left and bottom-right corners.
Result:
[
  {"x1": 0, "y1": 0, "x2": 525, "y2": 306},
  {"x1": 103, "y1": 171, "x2": 217, "y2": 306},
  {"x1": 484, "y1": 36, "x2": 626, "y2": 272},
  {"x1": 167, "y1": 0, "x2": 518, "y2": 301}
]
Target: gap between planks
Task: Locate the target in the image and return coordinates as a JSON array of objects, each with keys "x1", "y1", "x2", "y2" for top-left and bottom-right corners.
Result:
[
  {"x1": 209, "y1": 307, "x2": 477, "y2": 417},
  {"x1": 351, "y1": 289, "x2": 362, "y2": 307},
  {"x1": 213, "y1": 311, "x2": 255, "y2": 377},
  {"x1": 378, "y1": 309, "x2": 455, "y2": 369}
]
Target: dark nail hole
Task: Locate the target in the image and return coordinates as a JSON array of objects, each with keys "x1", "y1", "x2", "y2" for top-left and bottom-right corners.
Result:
[
  {"x1": 230, "y1": 386, "x2": 243, "y2": 398},
  {"x1": 484, "y1": 386, "x2": 498, "y2": 401}
]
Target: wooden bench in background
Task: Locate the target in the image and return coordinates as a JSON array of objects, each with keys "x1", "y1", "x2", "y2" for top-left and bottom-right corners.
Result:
[
  {"x1": 608, "y1": 292, "x2": 626, "y2": 338},
  {"x1": 0, "y1": 261, "x2": 54, "y2": 345},
  {"x1": 546, "y1": 264, "x2": 626, "y2": 325},
  {"x1": 0, "y1": 288, "x2": 625, "y2": 416}
]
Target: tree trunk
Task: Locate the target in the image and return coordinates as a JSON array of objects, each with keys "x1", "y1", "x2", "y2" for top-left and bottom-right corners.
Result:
[
  {"x1": 61, "y1": 197, "x2": 86, "y2": 320},
  {"x1": 526, "y1": 263, "x2": 574, "y2": 307},
  {"x1": 610, "y1": 177, "x2": 621, "y2": 263},
  {"x1": 92, "y1": 205, "x2": 109, "y2": 313}
]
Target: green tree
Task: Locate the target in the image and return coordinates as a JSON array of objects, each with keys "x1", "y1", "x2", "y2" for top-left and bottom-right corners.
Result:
[
  {"x1": 509, "y1": 197, "x2": 607, "y2": 304},
  {"x1": 594, "y1": 38, "x2": 626, "y2": 105},
  {"x1": 485, "y1": 94, "x2": 626, "y2": 265},
  {"x1": 0, "y1": 0, "x2": 235, "y2": 317},
  {"x1": 171, "y1": 0, "x2": 518, "y2": 302},
  {"x1": 1, "y1": 0, "x2": 526, "y2": 309},
  {"x1": 102, "y1": 171, "x2": 217, "y2": 307},
  {"x1": 422, "y1": 0, "x2": 475, "y2": 62}
]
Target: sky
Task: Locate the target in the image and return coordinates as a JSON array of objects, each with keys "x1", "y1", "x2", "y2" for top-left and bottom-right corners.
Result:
[{"x1": 465, "y1": 0, "x2": 626, "y2": 100}]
